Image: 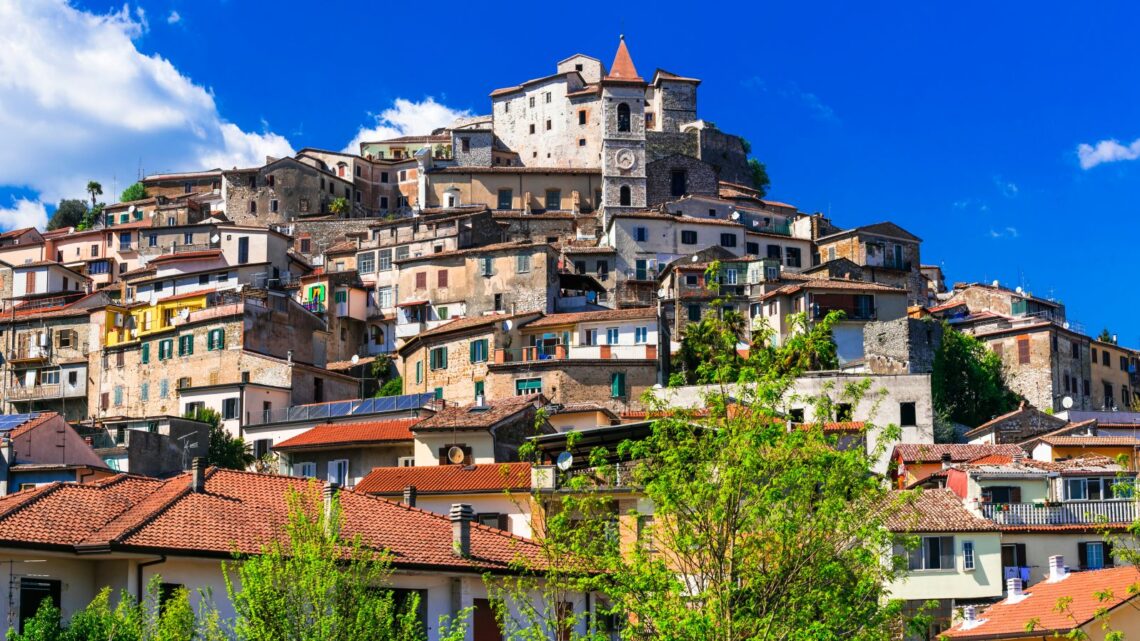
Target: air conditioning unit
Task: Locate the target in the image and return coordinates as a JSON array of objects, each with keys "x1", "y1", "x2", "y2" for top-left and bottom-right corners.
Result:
[{"x1": 398, "y1": 456, "x2": 415, "y2": 468}]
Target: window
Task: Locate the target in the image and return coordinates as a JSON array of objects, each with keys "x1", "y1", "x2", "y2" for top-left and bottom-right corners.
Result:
[
  {"x1": 497, "y1": 189, "x2": 513, "y2": 210},
  {"x1": 358, "y1": 252, "x2": 375, "y2": 273},
  {"x1": 578, "y1": 138, "x2": 586, "y2": 146},
  {"x1": 113, "y1": 385, "x2": 123, "y2": 406},
  {"x1": 178, "y1": 334, "x2": 193, "y2": 356},
  {"x1": 546, "y1": 119, "x2": 552, "y2": 130},
  {"x1": 158, "y1": 339, "x2": 173, "y2": 361},
  {"x1": 529, "y1": 123, "x2": 535, "y2": 134},
  {"x1": 438, "y1": 270, "x2": 449, "y2": 287},
  {"x1": 746, "y1": 241, "x2": 760, "y2": 255},
  {"x1": 681, "y1": 230, "x2": 698, "y2": 245},
  {"x1": 785, "y1": 247, "x2": 802, "y2": 268},
  {"x1": 119, "y1": 232, "x2": 132, "y2": 250},
  {"x1": 1122, "y1": 355, "x2": 1129, "y2": 371},
  {"x1": 515, "y1": 378, "x2": 542, "y2": 396},
  {"x1": 415, "y1": 272, "x2": 427, "y2": 289},
  {"x1": 720, "y1": 233, "x2": 738, "y2": 248},
  {"x1": 460, "y1": 138, "x2": 470, "y2": 152},
  {"x1": 328, "y1": 459, "x2": 349, "y2": 487},
  {"x1": 962, "y1": 541, "x2": 975, "y2": 571},
  {"x1": 1065, "y1": 476, "x2": 1128, "y2": 501},
  {"x1": 217, "y1": 272, "x2": 229, "y2": 282},
  {"x1": 429, "y1": 347, "x2": 448, "y2": 370},
  {"x1": 293, "y1": 462, "x2": 316, "y2": 478},
  {"x1": 634, "y1": 226, "x2": 648, "y2": 242},
  {"x1": 724, "y1": 268, "x2": 738, "y2": 285},
  {"x1": 140, "y1": 382, "x2": 149, "y2": 402},
  {"x1": 606, "y1": 327, "x2": 619, "y2": 344},
  {"x1": 1103, "y1": 350, "x2": 1110, "y2": 366},
  {"x1": 222, "y1": 397, "x2": 239, "y2": 420},
  {"x1": 687, "y1": 304, "x2": 701, "y2": 322},
  {"x1": 470, "y1": 339, "x2": 489, "y2": 363},
  {"x1": 248, "y1": 200, "x2": 257, "y2": 214},
  {"x1": 1092, "y1": 347, "x2": 1098, "y2": 363},
  {"x1": 529, "y1": 96, "x2": 535, "y2": 108},
  {"x1": 611, "y1": 372, "x2": 626, "y2": 398},
  {"x1": 207, "y1": 329, "x2": 225, "y2": 351},
  {"x1": 479, "y1": 257, "x2": 493, "y2": 276},
  {"x1": 494, "y1": 293, "x2": 503, "y2": 311},
  {"x1": 685, "y1": 274, "x2": 699, "y2": 286},
  {"x1": 1079, "y1": 541, "x2": 1114, "y2": 570},
  {"x1": 516, "y1": 255, "x2": 531, "y2": 273},
  {"x1": 634, "y1": 327, "x2": 648, "y2": 344},
  {"x1": 617, "y1": 103, "x2": 631, "y2": 132},
  {"x1": 578, "y1": 109, "x2": 587, "y2": 125},
  {"x1": 583, "y1": 328, "x2": 598, "y2": 346},
  {"x1": 140, "y1": 343, "x2": 150, "y2": 364},
  {"x1": 899, "y1": 402, "x2": 917, "y2": 427},
  {"x1": 670, "y1": 170, "x2": 687, "y2": 197},
  {"x1": 378, "y1": 287, "x2": 393, "y2": 308},
  {"x1": 619, "y1": 185, "x2": 631, "y2": 206},
  {"x1": 380, "y1": 172, "x2": 389, "y2": 184},
  {"x1": 159, "y1": 379, "x2": 169, "y2": 398},
  {"x1": 907, "y1": 535, "x2": 954, "y2": 571},
  {"x1": 414, "y1": 361, "x2": 423, "y2": 384},
  {"x1": 545, "y1": 190, "x2": 561, "y2": 210},
  {"x1": 395, "y1": 245, "x2": 409, "y2": 260},
  {"x1": 1017, "y1": 337, "x2": 1030, "y2": 365}
]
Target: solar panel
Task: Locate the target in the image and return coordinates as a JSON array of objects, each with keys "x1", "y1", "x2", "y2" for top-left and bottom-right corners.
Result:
[
  {"x1": 327, "y1": 401, "x2": 353, "y2": 418},
  {"x1": 309, "y1": 404, "x2": 330, "y2": 420},
  {"x1": 351, "y1": 398, "x2": 377, "y2": 415}
]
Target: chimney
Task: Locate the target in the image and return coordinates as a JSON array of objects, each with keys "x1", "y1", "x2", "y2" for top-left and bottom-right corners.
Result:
[
  {"x1": 449, "y1": 503, "x2": 474, "y2": 557},
  {"x1": 1006, "y1": 577, "x2": 1026, "y2": 603},
  {"x1": 403, "y1": 485, "x2": 417, "y2": 508},
  {"x1": 1048, "y1": 555, "x2": 1068, "y2": 582},
  {"x1": 940, "y1": 452, "x2": 953, "y2": 469},
  {"x1": 190, "y1": 457, "x2": 206, "y2": 493},
  {"x1": 1012, "y1": 450, "x2": 1025, "y2": 464},
  {"x1": 961, "y1": 605, "x2": 976, "y2": 627},
  {"x1": 323, "y1": 482, "x2": 339, "y2": 534}
]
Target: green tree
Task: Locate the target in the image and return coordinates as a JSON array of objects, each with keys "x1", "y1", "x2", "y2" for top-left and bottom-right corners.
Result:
[
  {"x1": 377, "y1": 376, "x2": 404, "y2": 397},
  {"x1": 931, "y1": 323, "x2": 1020, "y2": 434},
  {"x1": 46, "y1": 199, "x2": 88, "y2": 230},
  {"x1": 748, "y1": 158, "x2": 770, "y2": 197},
  {"x1": 225, "y1": 483, "x2": 465, "y2": 641},
  {"x1": 503, "y1": 353, "x2": 911, "y2": 641},
  {"x1": 1098, "y1": 328, "x2": 1116, "y2": 344},
  {"x1": 85, "y1": 180, "x2": 103, "y2": 211},
  {"x1": 185, "y1": 407, "x2": 255, "y2": 470},
  {"x1": 329, "y1": 197, "x2": 350, "y2": 216},
  {"x1": 120, "y1": 182, "x2": 148, "y2": 203}
]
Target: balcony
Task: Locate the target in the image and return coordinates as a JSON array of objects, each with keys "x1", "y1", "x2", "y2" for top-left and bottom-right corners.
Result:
[
  {"x1": 493, "y1": 344, "x2": 657, "y2": 363},
  {"x1": 7, "y1": 383, "x2": 85, "y2": 401},
  {"x1": 979, "y1": 500, "x2": 1137, "y2": 526},
  {"x1": 302, "y1": 301, "x2": 325, "y2": 314},
  {"x1": 395, "y1": 320, "x2": 425, "y2": 339},
  {"x1": 558, "y1": 461, "x2": 640, "y2": 490},
  {"x1": 811, "y1": 305, "x2": 876, "y2": 321},
  {"x1": 495, "y1": 346, "x2": 567, "y2": 364},
  {"x1": 572, "y1": 344, "x2": 657, "y2": 360},
  {"x1": 8, "y1": 346, "x2": 50, "y2": 363}
]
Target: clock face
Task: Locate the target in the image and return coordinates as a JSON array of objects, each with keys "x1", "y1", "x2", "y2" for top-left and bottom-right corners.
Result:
[{"x1": 616, "y1": 149, "x2": 636, "y2": 170}]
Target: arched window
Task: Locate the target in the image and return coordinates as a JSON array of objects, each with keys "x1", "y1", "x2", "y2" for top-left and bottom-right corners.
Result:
[
  {"x1": 617, "y1": 103, "x2": 631, "y2": 132},
  {"x1": 249, "y1": 200, "x2": 257, "y2": 214},
  {"x1": 619, "y1": 185, "x2": 631, "y2": 207}
]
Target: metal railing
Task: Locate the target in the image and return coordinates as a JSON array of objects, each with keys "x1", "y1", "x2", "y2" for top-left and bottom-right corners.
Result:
[
  {"x1": 812, "y1": 306, "x2": 876, "y2": 321},
  {"x1": 7, "y1": 384, "x2": 84, "y2": 401},
  {"x1": 979, "y1": 500, "x2": 1137, "y2": 526},
  {"x1": 495, "y1": 346, "x2": 567, "y2": 364},
  {"x1": 558, "y1": 461, "x2": 640, "y2": 489}
]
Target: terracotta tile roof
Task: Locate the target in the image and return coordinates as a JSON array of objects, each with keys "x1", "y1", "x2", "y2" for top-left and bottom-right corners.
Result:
[
  {"x1": 415, "y1": 395, "x2": 541, "y2": 431},
  {"x1": 324, "y1": 240, "x2": 358, "y2": 255},
  {"x1": 146, "y1": 250, "x2": 222, "y2": 264},
  {"x1": 883, "y1": 489, "x2": 998, "y2": 533},
  {"x1": 10, "y1": 413, "x2": 57, "y2": 438},
  {"x1": 401, "y1": 311, "x2": 539, "y2": 346},
  {"x1": 551, "y1": 403, "x2": 619, "y2": 419},
  {"x1": 158, "y1": 288, "x2": 215, "y2": 304},
  {"x1": 1041, "y1": 436, "x2": 1139, "y2": 447},
  {"x1": 521, "y1": 307, "x2": 656, "y2": 329},
  {"x1": 757, "y1": 278, "x2": 908, "y2": 301},
  {"x1": 560, "y1": 245, "x2": 616, "y2": 254},
  {"x1": 357, "y1": 462, "x2": 532, "y2": 495},
  {"x1": 0, "y1": 469, "x2": 545, "y2": 572},
  {"x1": 273, "y1": 418, "x2": 421, "y2": 451},
  {"x1": 893, "y1": 443, "x2": 1026, "y2": 463},
  {"x1": 430, "y1": 166, "x2": 601, "y2": 175},
  {"x1": 610, "y1": 210, "x2": 746, "y2": 227},
  {"x1": 605, "y1": 36, "x2": 643, "y2": 82},
  {"x1": 942, "y1": 566, "x2": 1140, "y2": 639},
  {"x1": 326, "y1": 355, "x2": 377, "y2": 371}
]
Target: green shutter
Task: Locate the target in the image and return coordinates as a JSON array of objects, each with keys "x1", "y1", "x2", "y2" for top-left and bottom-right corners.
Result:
[
  {"x1": 611, "y1": 372, "x2": 626, "y2": 398},
  {"x1": 415, "y1": 361, "x2": 423, "y2": 384},
  {"x1": 216, "y1": 329, "x2": 225, "y2": 350},
  {"x1": 434, "y1": 387, "x2": 444, "y2": 400},
  {"x1": 470, "y1": 341, "x2": 476, "y2": 363},
  {"x1": 206, "y1": 331, "x2": 214, "y2": 351},
  {"x1": 141, "y1": 343, "x2": 150, "y2": 364},
  {"x1": 441, "y1": 348, "x2": 447, "y2": 369},
  {"x1": 475, "y1": 380, "x2": 485, "y2": 397}
]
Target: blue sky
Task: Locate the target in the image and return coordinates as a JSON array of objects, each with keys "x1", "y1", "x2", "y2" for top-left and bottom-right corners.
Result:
[{"x1": 2, "y1": 1, "x2": 1139, "y2": 344}]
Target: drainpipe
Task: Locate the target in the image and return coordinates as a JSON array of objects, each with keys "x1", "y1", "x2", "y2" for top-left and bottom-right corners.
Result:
[{"x1": 136, "y1": 555, "x2": 167, "y2": 602}]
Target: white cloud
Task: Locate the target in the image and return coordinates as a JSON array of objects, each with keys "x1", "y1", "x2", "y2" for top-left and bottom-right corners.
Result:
[
  {"x1": 166, "y1": 10, "x2": 180, "y2": 24},
  {"x1": 1077, "y1": 138, "x2": 1140, "y2": 170},
  {"x1": 0, "y1": 0, "x2": 294, "y2": 215},
  {"x1": 0, "y1": 198, "x2": 48, "y2": 231},
  {"x1": 988, "y1": 226, "x2": 1019, "y2": 239},
  {"x1": 993, "y1": 175, "x2": 1018, "y2": 198},
  {"x1": 342, "y1": 97, "x2": 471, "y2": 153}
]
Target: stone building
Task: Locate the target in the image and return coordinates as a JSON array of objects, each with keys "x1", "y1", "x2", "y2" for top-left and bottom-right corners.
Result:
[
  {"x1": 1089, "y1": 339, "x2": 1140, "y2": 411},
  {"x1": 862, "y1": 317, "x2": 943, "y2": 375},
  {"x1": 813, "y1": 220, "x2": 927, "y2": 305},
  {"x1": 645, "y1": 154, "x2": 718, "y2": 206},
  {"x1": 963, "y1": 403, "x2": 1067, "y2": 444},
  {"x1": 398, "y1": 312, "x2": 541, "y2": 405},
  {"x1": 221, "y1": 157, "x2": 357, "y2": 225}
]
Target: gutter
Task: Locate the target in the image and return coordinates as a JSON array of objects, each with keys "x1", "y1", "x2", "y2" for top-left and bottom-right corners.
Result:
[{"x1": 136, "y1": 555, "x2": 167, "y2": 602}]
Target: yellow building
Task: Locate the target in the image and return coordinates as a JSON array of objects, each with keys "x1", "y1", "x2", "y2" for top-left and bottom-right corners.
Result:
[{"x1": 102, "y1": 290, "x2": 211, "y2": 347}]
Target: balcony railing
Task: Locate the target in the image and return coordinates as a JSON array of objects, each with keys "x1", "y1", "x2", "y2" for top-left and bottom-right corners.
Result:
[
  {"x1": 812, "y1": 306, "x2": 876, "y2": 321},
  {"x1": 7, "y1": 384, "x2": 85, "y2": 401},
  {"x1": 979, "y1": 500, "x2": 1137, "y2": 526},
  {"x1": 494, "y1": 344, "x2": 657, "y2": 364},
  {"x1": 302, "y1": 301, "x2": 325, "y2": 314},
  {"x1": 557, "y1": 461, "x2": 640, "y2": 489},
  {"x1": 495, "y1": 346, "x2": 567, "y2": 364},
  {"x1": 8, "y1": 346, "x2": 50, "y2": 362}
]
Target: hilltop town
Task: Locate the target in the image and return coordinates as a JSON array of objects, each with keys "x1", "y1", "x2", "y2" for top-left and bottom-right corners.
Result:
[{"x1": 0, "y1": 37, "x2": 1137, "y2": 640}]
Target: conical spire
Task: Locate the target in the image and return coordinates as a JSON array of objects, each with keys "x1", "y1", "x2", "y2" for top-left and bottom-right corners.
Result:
[{"x1": 605, "y1": 35, "x2": 643, "y2": 82}]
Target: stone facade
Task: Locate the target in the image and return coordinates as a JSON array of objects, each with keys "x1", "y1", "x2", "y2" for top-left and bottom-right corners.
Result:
[
  {"x1": 1089, "y1": 340, "x2": 1140, "y2": 411},
  {"x1": 976, "y1": 325, "x2": 1092, "y2": 413},
  {"x1": 222, "y1": 158, "x2": 355, "y2": 225},
  {"x1": 486, "y1": 359, "x2": 656, "y2": 413},
  {"x1": 645, "y1": 154, "x2": 718, "y2": 206},
  {"x1": 862, "y1": 317, "x2": 943, "y2": 375},
  {"x1": 964, "y1": 404, "x2": 1067, "y2": 444},
  {"x1": 695, "y1": 125, "x2": 751, "y2": 186},
  {"x1": 451, "y1": 130, "x2": 495, "y2": 168},
  {"x1": 816, "y1": 228, "x2": 927, "y2": 305}
]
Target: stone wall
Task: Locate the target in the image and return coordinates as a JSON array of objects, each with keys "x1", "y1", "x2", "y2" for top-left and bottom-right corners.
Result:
[
  {"x1": 655, "y1": 80, "x2": 698, "y2": 132},
  {"x1": 494, "y1": 214, "x2": 578, "y2": 244},
  {"x1": 968, "y1": 406, "x2": 1066, "y2": 444},
  {"x1": 452, "y1": 130, "x2": 494, "y2": 167},
  {"x1": 863, "y1": 317, "x2": 943, "y2": 375},
  {"x1": 646, "y1": 131, "x2": 699, "y2": 163},
  {"x1": 646, "y1": 154, "x2": 718, "y2": 206},
  {"x1": 486, "y1": 360, "x2": 657, "y2": 413},
  {"x1": 402, "y1": 328, "x2": 498, "y2": 406},
  {"x1": 980, "y1": 326, "x2": 1091, "y2": 413},
  {"x1": 291, "y1": 219, "x2": 377, "y2": 258},
  {"x1": 698, "y1": 128, "x2": 751, "y2": 185}
]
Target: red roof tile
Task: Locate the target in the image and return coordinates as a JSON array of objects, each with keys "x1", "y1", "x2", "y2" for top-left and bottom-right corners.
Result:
[
  {"x1": 415, "y1": 395, "x2": 541, "y2": 431},
  {"x1": 0, "y1": 469, "x2": 546, "y2": 572},
  {"x1": 893, "y1": 443, "x2": 1026, "y2": 463},
  {"x1": 147, "y1": 250, "x2": 222, "y2": 264},
  {"x1": 606, "y1": 36, "x2": 643, "y2": 82},
  {"x1": 522, "y1": 307, "x2": 656, "y2": 329},
  {"x1": 884, "y1": 489, "x2": 998, "y2": 533},
  {"x1": 1040, "y1": 436, "x2": 1139, "y2": 447},
  {"x1": 943, "y1": 566, "x2": 1140, "y2": 639},
  {"x1": 357, "y1": 462, "x2": 532, "y2": 495},
  {"x1": 274, "y1": 418, "x2": 421, "y2": 450}
]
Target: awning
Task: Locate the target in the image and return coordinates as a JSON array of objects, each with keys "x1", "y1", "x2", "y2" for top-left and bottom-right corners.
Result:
[
  {"x1": 396, "y1": 300, "x2": 429, "y2": 308},
  {"x1": 558, "y1": 272, "x2": 606, "y2": 293}
]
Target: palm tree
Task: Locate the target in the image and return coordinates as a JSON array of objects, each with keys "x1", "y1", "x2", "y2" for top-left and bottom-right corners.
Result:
[
  {"x1": 86, "y1": 180, "x2": 103, "y2": 210},
  {"x1": 329, "y1": 197, "x2": 349, "y2": 217}
]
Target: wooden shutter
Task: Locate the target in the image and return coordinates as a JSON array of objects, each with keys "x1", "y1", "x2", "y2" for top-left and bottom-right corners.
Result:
[
  {"x1": 939, "y1": 536, "x2": 954, "y2": 570},
  {"x1": 497, "y1": 514, "x2": 509, "y2": 530},
  {"x1": 438, "y1": 270, "x2": 448, "y2": 287},
  {"x1": 1106, "y1": 541, "x2": 1115, "y2": 567},
  {"x1": 141, "y1": 343, "x2": 149, "y2": 364},
  {"x1": 1010, "y1": 486, "x2": 1021, "y2": 503},
  {"x1": 416, "y1": 272, "x2": 427, "y2": 289},
  {"x1": 1017, "y1": 336, "x2": 1030, "y2": 364}
]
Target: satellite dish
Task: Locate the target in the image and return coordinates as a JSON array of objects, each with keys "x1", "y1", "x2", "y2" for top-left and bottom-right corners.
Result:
[
  {"x1": 350, "y1": 354, "x2": 360, "y2": 365},
  {"x1": 657, "y1": 287, "x2": 667, "y2": 298},
  {"x1": 555, "y1": 451, "x2": 573, "y2": 471},
  {"x1": 502, "y1": 319, "x2": 513, "y2": 331},
  {"x1": 128, "y1": 205, "x2": 136, "y2": 214},
  {"x1": 447, "y1": 446, "x2": 466, "y2": 465},
  {"x1": 1063, "y1": 321, "x2": 1070, "y2": 330},
  {"x1": 690, "y1": 255, "x2": 700, "y2": 262},
  {"x1": 211, "y1": 234, "x2": 221, "y2": 243},
  {"x1": 1015, "y1": 286, "x2": 1023, "y2": 294},
  {"x1": 991, "y1": 280, "x2": 1000, "y2": 287},
  {"x1": 1062, "y1": 396, "x2": 1074, "y2": 409},
  {"x1": 730, "y1": 211, "x2": 740, "y2": 220}
]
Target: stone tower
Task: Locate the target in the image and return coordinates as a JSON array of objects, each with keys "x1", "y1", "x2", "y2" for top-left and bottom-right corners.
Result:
[{"x1": 600, "y1": 36, "x2": 647, "y2": 227}]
